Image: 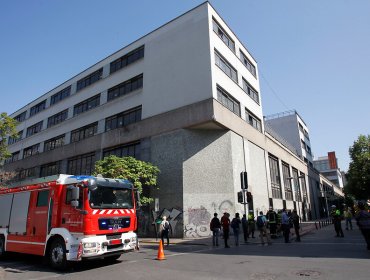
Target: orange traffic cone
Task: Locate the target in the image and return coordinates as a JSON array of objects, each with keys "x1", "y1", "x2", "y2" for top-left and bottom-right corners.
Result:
[{"x1": 156, "y1": 240, "x2": 166, "y2": 260}]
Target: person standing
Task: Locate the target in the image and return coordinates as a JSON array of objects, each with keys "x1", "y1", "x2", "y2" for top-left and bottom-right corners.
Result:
[
  {"x1": 330, "y1": 205, "x2": 344, "y2": 237},
  {"x1": 248, "y1": 210, "x2": 256, "y2": 238},
  {"x1": 291, "y1": 210, "x2": 301, "y2": 242},
  {"x1": 160, "y1": 216, "x2": 171, "y2": 246},
  {"x1": 281, "y1": 208, "x2": 291, "y2": 243},
  {"x1": 266, "y1": 207, "x2": 278, "y2": 238},
  {"x1": 221, "y1": 212, "x2": 231, "y2": 248},
  {"x1": 241, "y1": 214, "x2": 249, "y2": 243},
  {"x1": 231, "y1": 213, "x2": 241, "y2": 246},
  {"x1": 344, "y1": 207, "x2": 353, "y2": 230},
  {"x1": 210, "y1": 213, "x2": 221, "y2": 246},
  {"x1": 256, "y1": 211, "x2": 271, "y2": 246},
  {"x1": 356, "y1": 202, "x2": 370, "y2": 250}
]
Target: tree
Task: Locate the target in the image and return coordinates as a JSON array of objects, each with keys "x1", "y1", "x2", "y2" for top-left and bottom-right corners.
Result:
[
  {"x1": 93, "y1": 155, "x2": 160, "y2": 205},
  {"x1": 345, "y1": 135, "x2": 370, "y2": 200},
  {"x1": 0, "y1": 112, "x2": 18, "y2": 163},
  {"x1": 0, "y1": 171, "x2": 17, "y2": 189}
]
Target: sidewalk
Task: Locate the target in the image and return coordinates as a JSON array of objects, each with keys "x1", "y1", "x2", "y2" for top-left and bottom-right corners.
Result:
[{"x1": 139, "y1": 221, "x2": 321, "y2": 246}]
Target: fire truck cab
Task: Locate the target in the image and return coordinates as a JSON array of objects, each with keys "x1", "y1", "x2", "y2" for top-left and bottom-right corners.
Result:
[{"x1": 0, "y1": 174, "x2": 138, "y2": 269}]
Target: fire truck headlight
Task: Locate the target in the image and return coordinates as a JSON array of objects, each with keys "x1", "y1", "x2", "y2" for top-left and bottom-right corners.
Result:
[{"x1": 83, "y1": 242, "x2": 97, "y2": 249}]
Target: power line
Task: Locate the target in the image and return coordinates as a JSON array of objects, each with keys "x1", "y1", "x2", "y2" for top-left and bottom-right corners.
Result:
[{"x1": 260, "y1": 71, "x2": 290, "y2": 111}]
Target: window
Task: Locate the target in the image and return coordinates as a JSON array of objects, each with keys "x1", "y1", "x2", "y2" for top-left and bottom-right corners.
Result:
[
  {"x1": 242, "y1": 78, "x2": 259, "y2": 104},
  {"x1": 30, "y1": 100, "x2": 46, "y2": 117},
  {"x1": 40, "y1": 161, "x2": 62, "y2": 177},
  {"x1": 301, "y1": 139, "x2": 306, "y2": 149},
  {"x1": 50, "y1": 86, "x2": 71, "y2": 105},
  {"x1": 23, "y1": 143, "x2": 40, "y2": 158},
  {"x1": 71, "y1": 122, "x2": 98, "y2": 143},
  {"x1": 26, "y1": 121, "x2": 43, "y2": 137},
  {"x1": 36, "y1": 190, "x2": 49, "y2": 207},
  {"x1": 300, "y1": 173, "x2": 308, "y2": 202},
  {"x1": 4, "y1": 151, "x2": 19, "y2": 164},
  {"x1": 67, "y1": 152, "x2": 96, "y2": 175},
  {"x1": 269, "y1": 155, "x2": 282, "y2": 199},
  {"x1": 44, "y1": 134, "x2": 65, "y2": 151},
  {"x1": 217, "y1": 86, "x2": 240, "y2": 116},
  {"x1": 298, "y1": 123, "x2": 304, "y2": 133},
  {"x1": 282, "y1": 163, "x2": 293, "y2": 200},
  {"x1": 306, "y1": 146, "x2": 311, "y2": 155},
  {"x1": 103, "y1": 141, "x2": 141, "y2": 159},
  {"x1": 8, "y1": 130, "x2": 23, "y2": 145},
  {"x1": 245, "y1": 109, "x2": 262, "y2": 132},
  {"x1": 105, "y1": 106, "x2": 142, "y2": 131},
  {"x1": 214, "y1": 51, "x2": 237, "y2": 82},
  {"x1": 212, "y1": 18, "x2": 235, "y2": 52},
  {"x1": 73, "y1": 94, "x2": 100, "y2": 116},
  {"x1": 107, "y1": 74, "x2": 143, "y2": 101},
  {"x1": 292, "y1": 168, "x2": 302, "y2": 202},
  {"x1": 110, "y1": 45, "x2": 144, "y2": 74},
  {"x1": 47, "y1": 109, "x2": 68, "y2": 128},
  {"x1": 240, "y1": 50, "x2": 256, "y2": 77},
  {"x1": 18, "y1": 167, "x2": 37, "y2": 180},
  {"x1": 14, "y1": 111, "x2": 26, "y2": 123},
  {"x1": 76, "y1": 68, "x2": 103, "y2": 91}
]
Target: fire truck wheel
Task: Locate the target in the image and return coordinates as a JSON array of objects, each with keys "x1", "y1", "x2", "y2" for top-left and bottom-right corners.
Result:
[
  {"x1": 0, "y1": 235, "x2": 5, "y2": 259},
  {"x1": 49, "y1": 238, "x2": 67, "y2": 270}
]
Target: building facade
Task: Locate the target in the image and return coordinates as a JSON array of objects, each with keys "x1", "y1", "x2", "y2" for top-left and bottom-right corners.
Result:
[{"x1": 4, "y1": 2, "x2": 320, "y2": 237}]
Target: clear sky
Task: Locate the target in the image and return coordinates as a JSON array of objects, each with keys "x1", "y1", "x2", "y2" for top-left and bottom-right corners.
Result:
[{"x1": 1, "y1": 0, "x2": 369, "y2": 171}]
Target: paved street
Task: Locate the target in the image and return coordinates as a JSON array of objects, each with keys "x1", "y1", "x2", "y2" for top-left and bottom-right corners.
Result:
[{"x1": 1, "y1": 222, "x2": 369, "y2": 280}]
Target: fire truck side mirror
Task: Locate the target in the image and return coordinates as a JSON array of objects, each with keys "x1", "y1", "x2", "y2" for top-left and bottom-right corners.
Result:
[
  {"x1": 87, "y1": 178, "x2": 98, "y2": 191},
  {"x1": 67, "y1": 185, "x2": 80, "y2": 207}
]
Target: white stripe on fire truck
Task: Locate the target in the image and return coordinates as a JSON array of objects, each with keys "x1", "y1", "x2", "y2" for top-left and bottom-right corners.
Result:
[
  {"x1": 7, "y1": 240, "x2": 45, "y2": 246},
  {"x1": 107, "y1": 210, "x2": 113, "y2": 214},
  {"x1": 99, "y1": 210, "x2": 106, "y2": 214},
  {"x1": 93, "y1": 210, "x2": 99, "y2": 214},
  {"x1": 131, "y1": 209, "x2": 134, "y2": 213}
]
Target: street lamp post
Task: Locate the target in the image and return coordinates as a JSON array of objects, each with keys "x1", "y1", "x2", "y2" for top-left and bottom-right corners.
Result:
[
  {"x1": 287, "y1": 175, "x2": 305, "y2": 221},
  {"x1": 322, "y1": 184, "x2": 329, "y2": 218}
]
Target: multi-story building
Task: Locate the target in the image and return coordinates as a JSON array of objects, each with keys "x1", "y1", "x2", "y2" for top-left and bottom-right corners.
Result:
[
  {"x1": 314, "y1": 152, "x2": 344, "y2": 188},
  {"x1": 265, "y1": 110, "x2": 314, "y2": 167},
  {"x1": 4, "y1": 2, "x2": 317, "y2": 237}
]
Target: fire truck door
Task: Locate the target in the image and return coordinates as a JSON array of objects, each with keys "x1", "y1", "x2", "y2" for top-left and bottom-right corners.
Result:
[
  {"x1": 28, "y1": 190, "x2": 50, "y2": 244},
  {"x1": 61, "y1": 187, "x2": 84, "y2": 233}
]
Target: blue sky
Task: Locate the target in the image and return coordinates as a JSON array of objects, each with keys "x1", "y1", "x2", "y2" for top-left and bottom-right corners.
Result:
[{"x1": 1, "y1": 0, "x2": 369, "y2": 171}]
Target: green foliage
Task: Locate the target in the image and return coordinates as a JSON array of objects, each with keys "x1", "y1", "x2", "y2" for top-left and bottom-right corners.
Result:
[
  {"x1": 93, "y1": 155, "x2": 160, "y2": 204},
  {"x1": 0, "y1": 112, "x2": 18, "y2": 163},
  {"x1": 345, "y1": 135, "x2": 370, "y2": 200}
]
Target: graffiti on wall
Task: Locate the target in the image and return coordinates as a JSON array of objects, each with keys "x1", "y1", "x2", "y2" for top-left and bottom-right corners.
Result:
[
  {"x1": 184, "y1": 200, "x2": 234, "y2": 238},
  {"x1": 138, "y1": 200, "x2": 235, "y2": 238},
  {"x1": 184, "y1": 206, "x2": 211, "y2": 238}
]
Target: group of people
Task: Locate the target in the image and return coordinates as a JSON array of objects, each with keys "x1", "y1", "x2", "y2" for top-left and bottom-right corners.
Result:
[
  {"x1": 159, "y1": 202, "x2": 370, "y2": 251},
  {"x1": 330, "y1": 202, "x2": 370, "y2": 250},
  {"x1": 210, "y1": 207, "x2": 301, "y2": 247}
]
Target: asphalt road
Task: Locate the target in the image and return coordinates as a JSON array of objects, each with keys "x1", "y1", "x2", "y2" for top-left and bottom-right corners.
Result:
[{"x1": 1, "y1": 223, "x2": 369, "y2": 280}]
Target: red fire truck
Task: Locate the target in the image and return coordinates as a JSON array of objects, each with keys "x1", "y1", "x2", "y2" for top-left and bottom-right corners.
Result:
[{"x1": 0, "y1": 174, "x2": 139, "y2": 269}]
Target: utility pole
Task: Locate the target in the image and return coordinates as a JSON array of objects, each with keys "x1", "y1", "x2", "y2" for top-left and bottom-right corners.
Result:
[{"x1": 239, "y1": 171, "x2": 248, "y2": 217}]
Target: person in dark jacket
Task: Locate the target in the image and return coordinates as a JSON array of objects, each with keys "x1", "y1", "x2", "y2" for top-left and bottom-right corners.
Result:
[
  {"x1": 241, "y1": 214, "x2": 249, "y2": 243},
  {"x1": 266, "y1": 207, "x2": 278, "y2": 238},
  {"x1": 291, "y1": 210, "x2": 301, "y2": 242},
  {"x1": 356, "y1": 202, "x2": 370, "y2": 250},
  {"x1": 221, "y1": 212, "x2": 231, "y2": 248},
  {"x1": 330, "y1": 205, "x2": 344, "y2": 237},
  {"x1": 210, "y1": 213, "x2": 221, "y2": 246},
  {"x1": 231, "y1": 213, "x2": 241, "y2": 246}
]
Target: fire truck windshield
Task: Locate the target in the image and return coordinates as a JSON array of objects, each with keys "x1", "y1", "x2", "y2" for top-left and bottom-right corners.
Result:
[{"x1": 89, "y1": 185, "x2": 133, "y2": 209}]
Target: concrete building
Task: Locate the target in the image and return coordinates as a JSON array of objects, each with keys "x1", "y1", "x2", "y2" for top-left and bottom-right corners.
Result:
[
  {"x1": 4, "y1": 2, "x2": 316, "y2": 237},
  {"x1": 314, "y1": 152, "x2": 344, "y2": 188},
  {"x1": 265, "y1": 110, "x2": 314, "y2": 167}
]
